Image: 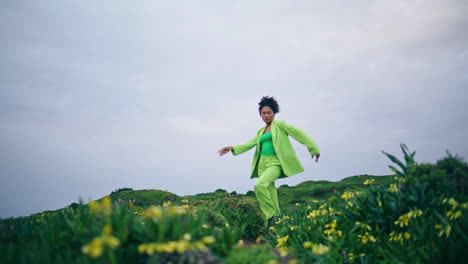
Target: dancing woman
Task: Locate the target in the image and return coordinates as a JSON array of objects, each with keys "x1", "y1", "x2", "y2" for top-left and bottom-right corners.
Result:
[{"x1": 217, "y1": 96, "x2": 320, "y2": 226}]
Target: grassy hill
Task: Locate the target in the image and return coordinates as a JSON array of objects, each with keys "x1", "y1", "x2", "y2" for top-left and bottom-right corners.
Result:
[{"x1": 61, "y1": 174, "x2": 393, "y2": 213}]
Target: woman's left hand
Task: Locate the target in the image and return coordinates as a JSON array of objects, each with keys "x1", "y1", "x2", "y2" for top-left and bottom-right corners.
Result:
[{"x1": 313, "y1": 153, "x2": 320, "y2": 162}]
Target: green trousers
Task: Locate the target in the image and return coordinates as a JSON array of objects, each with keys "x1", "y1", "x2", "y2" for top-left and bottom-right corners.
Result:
[{"x1": 254, "y1": 155, "x2": 282, "y2": 220}]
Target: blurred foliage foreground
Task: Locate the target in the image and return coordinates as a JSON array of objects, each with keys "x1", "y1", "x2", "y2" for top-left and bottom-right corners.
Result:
[{"x1": 1, "y1": 144, "x2": 467, "y2": 264}]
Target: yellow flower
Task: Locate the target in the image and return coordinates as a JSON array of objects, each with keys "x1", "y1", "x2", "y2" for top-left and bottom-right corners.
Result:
[
  {"x1": 181, "y1": 199, "x2": 189, "y2": 203},
  {"x1": 276, "y1": 235, "x2": 289, "y2": 248},
  {"x1": 290, "y1": 225, "x2": 298, "y2": 231},
  {"x1": 394, "y1": 208, "x2": 423, "y2": 227},
  {"x1": 363, "y1": 179, "x2": 376, "y2": 185},
  {"x1": 435, "y1": 224, "x2": 451, "y2": 238},
  {"x1": 341, "y1": 191, "x2": 355, "y2": 200},
  {"x1": 446, "y1": 210, "x2": 462, "y2": 220},
  {"x1": 202, "y1": 224, "x2": 209, "y2": 229},
  {"x1": 88, "y1": 196, "x2": 112, "y2": 216},
  {"x1": 82, "y1": 237, "x2": 103, "y2": 258},
  {"x1": 183, "y1": 233, "x2": 192, "y2": 241},
  {"x1": 278, "y1": 247, "x2": 288, "y2": 257},
  {"x1": 295, "y1": 202, "x2": 301, "y2": 207},
  {"x1": 303, "y1": 241, "x2": 312, "y2": 248},
  {"x1": 389, "y1": 184, "x2": 399, "y2": 193},
  {"x1": 102, "y1": 235, "x2": 120, "y2": 249},
  {"x1": 144, "y1": 206, "x2": 163, "y2": 219},
  {"x1": 201, "y1": 236, "x2": 215, "y2": 244},
  {"x1": 269, "y1": 226, "x2": 277, "y2": 232},
  {"x1": 163, "y1": 201, "x2": 171, "y2": 207},
  {"x1": 268, "y1": 260, "x2": 280, "y2": 264},
  {"x1": 357, "y1": 232, "x2": 376, "y2": 244},
  {"x1": 311, "y1": 243, "x2": 330, "y2": 255}
]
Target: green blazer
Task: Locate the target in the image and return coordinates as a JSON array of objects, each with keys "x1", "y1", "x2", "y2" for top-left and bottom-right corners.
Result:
[{"x1": 232, "y1": 120, "x2": 320, "y2": 179}]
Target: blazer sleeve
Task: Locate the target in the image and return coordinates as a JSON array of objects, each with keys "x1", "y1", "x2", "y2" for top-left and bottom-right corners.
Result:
[
  {"x1": 278, "y1": 120, "x2": 320, "y2": 156},
  {"x1": 231, "y1": 135, "x2": 258, "y2": 156}
]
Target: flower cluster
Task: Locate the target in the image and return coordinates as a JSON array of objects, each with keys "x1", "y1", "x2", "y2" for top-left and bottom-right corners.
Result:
[
  {"x1": 388, "y1": 231, "x2": 411, "y2": 244},
  {"x1": 323, "y1": 219, "x2": 342, "y2": 241},
  {"x1": 88, "y1": 196, "x2": 112, "y2": 216},
  {"x1": 276, "y1": 235, "x2": 289, "y2": 256},
  {"x1": 363, "y1": 179, "x2": 376, "y2": 185},
  {"x1": 394, "y1": 208, "x2": 423, "y2": 227},
  {"x1": 341, "y1": 191, "x2": 356, "y2": 200},
  {"x1": 388, "y1": 184, "x2": 399, "y2": 193},
  {"x1": 357, "y1": 232, "x2": 376, "y2": 244},
  {"x1": 138, "y1": 234, "x2": 215, "y2": 255},
  {"x1": 435, "y1": 224, "x2": 451, "y2": 238},
  {"x1": 303, "y1": 242, "x2": 330, "y2": 255},
  {"x1": 82, "y1": 225, "x2": 120, "y2": 258},
  {"x1": 443, "y1": 198, "x2": 467, "y2": 220}
]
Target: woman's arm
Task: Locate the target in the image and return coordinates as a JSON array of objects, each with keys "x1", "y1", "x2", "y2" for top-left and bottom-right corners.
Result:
[
  {"x1": 277, "y1": 120, "x2": 320, "y2": 158},
  {"x1": 231, "y1": 135, "x2": 258, "y2": 156}
]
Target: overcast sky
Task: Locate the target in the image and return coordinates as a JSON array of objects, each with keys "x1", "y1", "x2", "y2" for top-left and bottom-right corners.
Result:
[{"x1": 1, "y1": 0, "x2": 467, "y2": 219}]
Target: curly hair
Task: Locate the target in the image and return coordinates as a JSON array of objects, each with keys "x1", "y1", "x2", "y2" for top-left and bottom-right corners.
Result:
[{"x1": 258, "y1": 96, "x2": 280, "y2": 114}]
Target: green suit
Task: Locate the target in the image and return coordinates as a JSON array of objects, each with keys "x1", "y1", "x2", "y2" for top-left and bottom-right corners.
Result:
[{"x1": 232, "y1": 120, "x2": 320, "y2": 179}]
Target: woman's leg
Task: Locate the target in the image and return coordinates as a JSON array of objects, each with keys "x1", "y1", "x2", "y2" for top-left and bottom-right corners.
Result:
[{"x1": 255, "y1": 165, "x2": 282, "y2": 220}]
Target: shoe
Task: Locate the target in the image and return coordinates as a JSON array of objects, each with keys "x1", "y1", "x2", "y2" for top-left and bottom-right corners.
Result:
[{"x1": 267, "y1": 216, "x2": 277, "y2": 227}]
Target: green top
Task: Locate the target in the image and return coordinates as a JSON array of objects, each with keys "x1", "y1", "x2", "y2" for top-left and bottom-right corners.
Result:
[{"x1": 259, "y1": 131, "x2": 276, "y2": 156}]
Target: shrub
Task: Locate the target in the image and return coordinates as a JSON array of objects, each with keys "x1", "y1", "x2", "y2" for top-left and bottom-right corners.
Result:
[{"x1": 110, "y1": 188, "x2": 133, "y2": 195}]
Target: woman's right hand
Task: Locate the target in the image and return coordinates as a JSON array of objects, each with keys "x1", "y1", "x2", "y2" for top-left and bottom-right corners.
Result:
[{"x1": 217, "y1": 146, "x2": 233, "y2": 156}]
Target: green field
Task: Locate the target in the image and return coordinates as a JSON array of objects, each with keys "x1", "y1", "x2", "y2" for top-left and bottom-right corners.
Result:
[{"x1": 1, "y1": 145, "x2": 467, "y2": 263}]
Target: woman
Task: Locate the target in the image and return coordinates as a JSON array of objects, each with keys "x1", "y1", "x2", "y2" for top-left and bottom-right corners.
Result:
[{"x1": 217, "y1": 96, "x2": 320, "y2": 226}]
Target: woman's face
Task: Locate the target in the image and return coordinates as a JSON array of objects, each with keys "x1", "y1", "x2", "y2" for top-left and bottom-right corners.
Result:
[{"x1": 260, "y1": 106, "x2": 275, "y2": 124}]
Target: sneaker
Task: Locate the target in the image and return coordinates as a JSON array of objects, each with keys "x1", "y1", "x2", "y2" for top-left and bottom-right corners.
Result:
[{"x1": 267, "y1": 216, "x2": 276, "y2": 227}]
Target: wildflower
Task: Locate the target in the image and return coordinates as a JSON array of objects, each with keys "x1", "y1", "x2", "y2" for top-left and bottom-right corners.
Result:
[
  {"x1": 306, "y1": 205, "x2": 312, "y2": 210},
  {"x1": 295, "y1": 203, "x2": 301, "y2": 207},
  {"x1": 163, "y1": 201, "x2": 171, "y2": 207},
  {"x1": 276, "y1": 235, "x2": 289, "y2": 248},
  {"x1": 144, "y1": 206, "x2": 163, "y2": 219},
  {"x1": 363, "y1": 179, "x2": 375, "y2": 185},
  {"x1": 341, "y1": 191, "x2": 355, "y2": 200},
  {"x1": 303, "y1": 241, "x2": 312, "y2": 248},
  {"x1": 389, "y1": 184, "x2": 399, "y2": 193},
  {"x1": 278, "y1": 247, "x2": 288, "y2": 257},
  {"x1": 394, "y1": 208, "x2": 423, "y2": 227},
  {"x1": 311, "y1": 243, "x2": 330, "y2": 255},
  {"x1": 269, "y1": 226, "x2": 277, "y2": 232},
  {"x1": 357, "y1": 232, "x2": 376, "y2": 244},
  {"x1": 312, "y1": 200, "x2": 319, "y2": 203},
  {"x1": 181, "y1": 199, "x2": 189, "y2": 203},
  {"x1": 268, "y1": 260, "x2": 280, "y2": 264},
  {"x1": 355, "y1": 222, "x2": 372, "y2": 231},
  {"x1": 347, "y1": 201, "x2": 354, "y2": 207},
  {"x1": 446, "y1": 210, "x2": 462, "y2": 220},
  {"x1": 88, "y1": 196, "x2": 112, "y2": 216},
  {"x1": 435, "y1": 224, "x2": 451, "y2": 238},
  {"x1": 201, "y1": 236, "x2": 215, "y2": 244},
  {"x1": 82, "y1": 237, "x2": 103, "y2": 258},
  {"x1": 183, "y1": 233, "x2": 192, "y2": 241},
  {"x1": 82, "y1": 225, "x2": 120, "y2": 258},
  {"x1": 202, "y1": 224, "x2": 209, "y2": 229}
]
